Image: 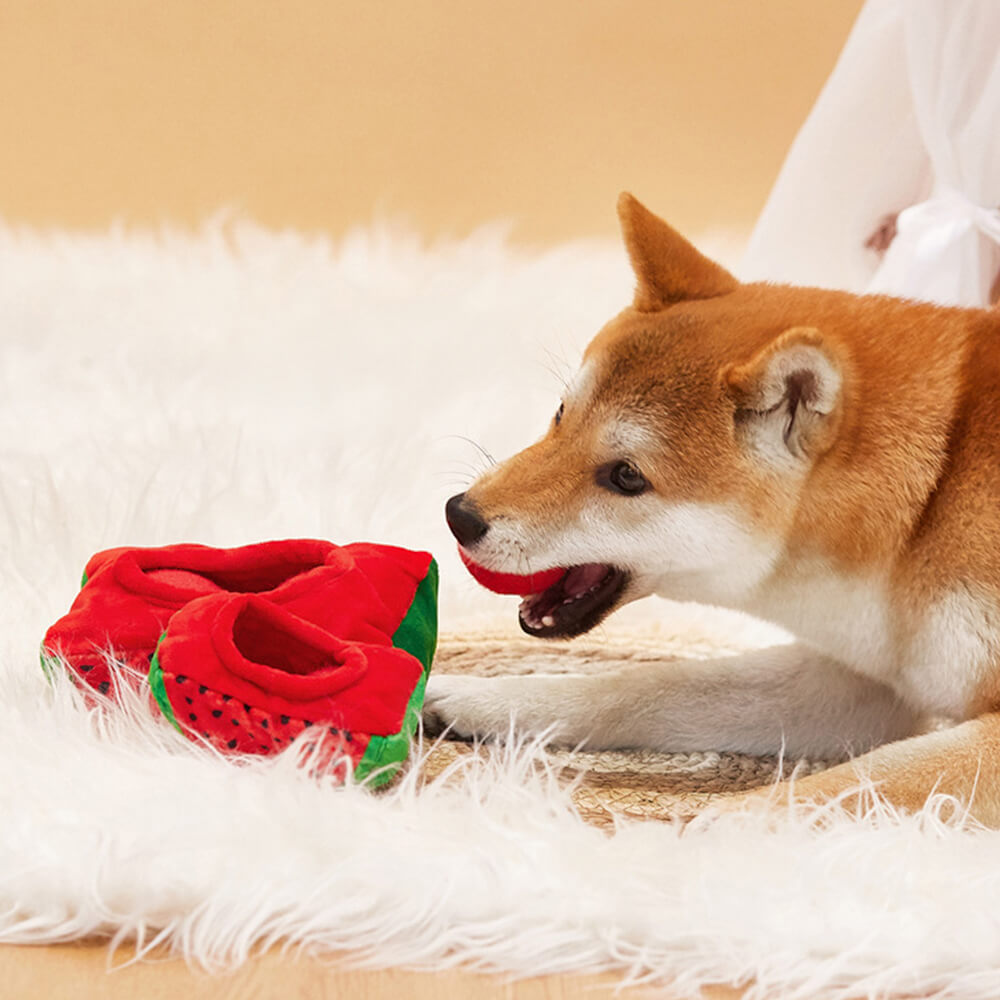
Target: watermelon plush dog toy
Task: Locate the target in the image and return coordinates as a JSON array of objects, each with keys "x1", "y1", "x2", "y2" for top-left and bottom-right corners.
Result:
[{"x1": 42, "y1": 539, "x2": 438, "y2": 786}]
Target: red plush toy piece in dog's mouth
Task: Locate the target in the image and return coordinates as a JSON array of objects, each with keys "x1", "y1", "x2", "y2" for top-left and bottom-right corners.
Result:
[
  {"x1": 458, "y1": 547, "x2": 629, "y2": 640},
  {"x1": 457, "y1": 547, "x2": 564, "y2": 595}
]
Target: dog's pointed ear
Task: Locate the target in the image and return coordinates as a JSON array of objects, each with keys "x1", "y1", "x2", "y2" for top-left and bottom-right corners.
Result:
[
  {"x1": 720, "y1": 327, "x2": 843, "y2": 463},
  {"x1": 617, "y1": 193, "x2": 738, "y2": 311}
]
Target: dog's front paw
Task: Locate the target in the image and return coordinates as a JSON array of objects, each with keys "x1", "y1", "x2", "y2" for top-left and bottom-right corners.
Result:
[{"x1": 422, "y1": 674, "x2": 518, "y2": 741}]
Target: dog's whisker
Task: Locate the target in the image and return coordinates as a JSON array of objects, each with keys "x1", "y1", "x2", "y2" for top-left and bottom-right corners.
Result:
[
  {"x1": 441, "y1": 434, "x2": 497, "y2": 469},
  {"x1": 438, "y1": 463, "x2": 481, "y2": 478},
  {"x1": 540, "y1": 347, "x2": 574, "y2": 393},
  {"x1": 514, "y1": 539, "x2": 531, "y2": 578},
  {"x1": 538, "y1": 361, "x2": 568, "y2": 393}
]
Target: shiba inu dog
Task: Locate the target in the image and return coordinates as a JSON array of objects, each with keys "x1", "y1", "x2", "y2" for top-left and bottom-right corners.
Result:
[{"x1": 426, "y1": 193, "x2": 1000, "y2": 823}]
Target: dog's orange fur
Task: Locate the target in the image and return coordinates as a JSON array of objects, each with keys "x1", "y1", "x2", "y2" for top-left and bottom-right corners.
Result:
[
  {"x1": 478, "y1": 196, "x2": 999, "y2": 587},
  {"x1": 445, "y1": 194, "x2": 1000, "y2": 824}
]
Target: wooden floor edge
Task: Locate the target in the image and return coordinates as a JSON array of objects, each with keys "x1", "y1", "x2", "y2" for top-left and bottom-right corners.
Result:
[{"x1": 0, "y1": 941, "x2": 749, "y2": 1000}]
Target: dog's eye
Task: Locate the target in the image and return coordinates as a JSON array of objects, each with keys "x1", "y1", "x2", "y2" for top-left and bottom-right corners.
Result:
[
  {"x1": 599, "y1": 461, "x2": 649, "y2": 496},
  {"x1": 554, "y1": 402, "x2": 564, "y2": 426}
]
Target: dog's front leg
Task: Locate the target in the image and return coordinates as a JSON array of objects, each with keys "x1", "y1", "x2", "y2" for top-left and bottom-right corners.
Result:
[{"x1": 423, "y1": 642, "x2": 920, "y2": 759}]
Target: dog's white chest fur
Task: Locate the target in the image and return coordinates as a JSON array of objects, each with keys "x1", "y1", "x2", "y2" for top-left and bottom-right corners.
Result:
[
  {"x1": 747, "y1": 566, "x2": 997, "y2": 717},
  {"x1": 746, "y1": 564, "x2": 895, "y2": 676},
  {"x1": 900, "y1": 588, "x2": 1000, "y2": 717}
]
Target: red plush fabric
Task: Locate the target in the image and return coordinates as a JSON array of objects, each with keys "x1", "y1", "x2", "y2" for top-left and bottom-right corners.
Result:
[
  {"x1": 44, "y1": 539, "x2": 433, "y2": 698},
  {"x1": 458, "y1": 546, "x2": 564, "y2": 595},
  {"x1": 155, "y1": 593, "x2": 422, "y2": 753}
]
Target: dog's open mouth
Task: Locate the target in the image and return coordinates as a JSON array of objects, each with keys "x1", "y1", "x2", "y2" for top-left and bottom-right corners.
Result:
[
  {"x1": 456, "y1": 548, "x2": 629, "y2": 640},
  {"x1": 517, "y1": 563, "x2": 629, "y2": 639}
]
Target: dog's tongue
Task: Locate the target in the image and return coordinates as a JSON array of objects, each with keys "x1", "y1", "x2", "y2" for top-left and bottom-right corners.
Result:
[{"x1": 458, "y1": 547, "x2": 565, "y2": 595}]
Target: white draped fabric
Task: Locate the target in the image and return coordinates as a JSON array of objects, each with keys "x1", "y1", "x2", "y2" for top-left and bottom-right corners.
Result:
[{"x1": 743, "y1": 0, "x2": 1000, "y2": 308}]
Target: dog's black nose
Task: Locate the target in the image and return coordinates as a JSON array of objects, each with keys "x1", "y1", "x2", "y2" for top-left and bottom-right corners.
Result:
[{"x1": 445, "y1": 493, "x2": 489, "y2": 546}]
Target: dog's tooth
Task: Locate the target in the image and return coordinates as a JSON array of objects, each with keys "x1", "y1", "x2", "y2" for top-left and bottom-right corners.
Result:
[{"x1": 542, "y1": 615, "x2": 555, "y2": 627}]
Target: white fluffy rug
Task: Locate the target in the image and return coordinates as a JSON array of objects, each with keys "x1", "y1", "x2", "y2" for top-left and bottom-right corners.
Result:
[{"x1": 4, "y1": 220, "x2": 1000, "y2": 999}]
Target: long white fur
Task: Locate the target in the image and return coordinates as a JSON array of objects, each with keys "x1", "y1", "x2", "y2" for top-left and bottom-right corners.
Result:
[{"x1": 5, "y1": 221, "x2": 1000, "y2": 997}]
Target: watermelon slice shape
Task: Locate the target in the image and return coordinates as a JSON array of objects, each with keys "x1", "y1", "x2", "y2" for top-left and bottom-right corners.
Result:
[
  {"x1": 150, "y1": 564, "x2": 436, "y2": 786},
  {"x1": 42, "y1": 539, "x2": 438, "y2": 785}
]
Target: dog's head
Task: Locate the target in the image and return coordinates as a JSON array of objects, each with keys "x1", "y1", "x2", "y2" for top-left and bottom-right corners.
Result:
[{"x1": 447, "y1": 194, "x2": 853, "y2": 638}]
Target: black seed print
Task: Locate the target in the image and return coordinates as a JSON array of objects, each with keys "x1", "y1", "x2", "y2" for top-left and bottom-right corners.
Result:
[
  {"x1": 79, "y1": 664, "x2": 94, "y2": 673},
  {"x1": 201, "y1": 731, "x2": 209, "y2": 738},
  {"x1": 176, "y1": 675, "x2": 187, "y2": 684},
  {"x1": 227, "y1": 739, "x2": 237, "y2": 749},
  {"x1": 274, "y1": 737, "x2": 283, "y2": 744},
  {"x1": 231, "y1": 718, "x2": 239, "y2": 725},
  {"x1": 243, "y1": 703, "x2": 251, "y2": 712},
  {"x1": 189, "y1": 712, "x2": 197, "y2": 722},
  {"x1": 212, "y1": 710, "x2": 222, "y2": 718},
  {"x1": 147, "y1": 652, "x2": 154, "y2": 662},
  {"x1": 97, "y1": 680, "x2": 110, "y2": 695},
  {"x1": 280, "y1": 715, "x2": 290, "y2": 725},
  {"x1": 345, "y1": 732, "x2": 353, "y2": 742},
  {"x1": 260, "y1": 719, "x2": 269, "y2": 729},
  {"x1": 199, "y1": 685, "x2": 207, "y2": 694},
  {"x1": 328, "y1": 727, "x2": 339, "y2": 736},
  {"x1": 222, "y1": 694, "x2": 231, "y2": 702},
  {"x1": 185, "y1": 697, "x2": 193, "y2": 705},
  {"x1": 303, "y1": 720, "x2": 313, "y2": 728}
]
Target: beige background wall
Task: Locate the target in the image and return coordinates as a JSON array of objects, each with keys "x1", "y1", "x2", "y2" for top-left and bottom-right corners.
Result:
[{"x1": 0, "y1": 0, "x2": 863, "y2": 243}]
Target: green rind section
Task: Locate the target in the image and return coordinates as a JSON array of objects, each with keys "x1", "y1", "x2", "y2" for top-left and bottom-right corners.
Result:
[
  {"x1": 354, "y1": 558, "x2": 438, "y2": 786},
  {"x1": 354, "y1": 669, "x2": 428, "y2": 786},
  {"x1": 148, "y1": 632, "x2": 183, "y2": 733},
  {"x1": 38, "y1": 647, "x2": 57, "y2": 684},
  {"x1": 80, "y1": 569, "x2": 89, "y2": 589},
  {"x1": 389, "y1": 558, "x2": 438, "y2": 672}
]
